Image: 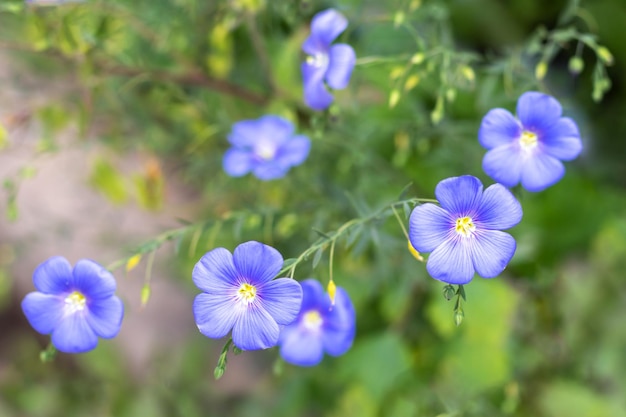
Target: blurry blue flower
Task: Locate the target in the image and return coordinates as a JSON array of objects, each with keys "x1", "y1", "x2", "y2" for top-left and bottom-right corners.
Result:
[
  {"x1": 193, "y1": 241, "x2": 303, "y2": 351},
  {"x1": 21, "y1": 257, "x2": 124, "y2": 354},
  {"x1": 479, "y1": 91, "x2": 583, "y2": 192},
  {"x1": 302, "y1": 9, "x2": 356, "y2": 110},
  {"x1": 223, "y1": 115, "x2": 311, "y2": 180},
  {"x1": 279, "y1": 279, "x2": 355, "y2": 366},
  {"x1": 409, "y1": 175, "x2": 522, "y2": 285}
]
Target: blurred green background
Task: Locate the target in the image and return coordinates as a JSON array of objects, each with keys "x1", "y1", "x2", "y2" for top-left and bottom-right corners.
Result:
[{"x1": 1, "y1": 0, "x2": 626, "y2": 416}]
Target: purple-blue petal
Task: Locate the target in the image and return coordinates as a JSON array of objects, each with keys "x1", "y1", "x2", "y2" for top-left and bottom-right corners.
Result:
[
  {"x1": 228, "y1": 119, "x2": 260, "y2": 147},
  {"x1": 51, "y1": 313, "x2": 98, "y2": 354},
  {"x1": 309, "y1": 9, "x2": 348, "y2": 47},
  {"x1": 223, "y1": 148, "x2": 254, "y2": 178},
  {"x1": 299, "y1": 279, "x2": 329, "y2": 311},
  {"x1": 232, "y1": 305, "x2": 279, "y2": 350},
  {"x1": 435, "y1": 175, "x2": 483, "y2": 215},
  {"x1": 426, "y1": 238, "x2": 474, "y2": 285},
  {"x1": 275, "y1": 135, "x2": 311, "y2": 169},
  {"x1": 192, "y1": 248, "x2": 240, "y2": 292},
  {"x1": 409, "y1": 203, "x2": 452, "y2": 253},
  {"x1": 540, "y1": 117, "x2": 583, "y2": 161},
  {"x1": 21, "y1": 292, "x2": 64, "y2": 335},
  {"x1": 326, "y1": 44, "x2": 356, "y2": 90},
  {"x1": 478, "y1": 108, "x2": 522, "y2": 149},
  {"x1": 72, "y1": 259, "x2": 116, "y2": 300},
  {"x1": 233, "y1": 241, "x2": 283, "y2": 285},
  {"x1": 279, "y1": 324, "x2": 325, "y2": 366},
  {"x1": 33, "y1": 256, "x2": 72, "y2": 294},
  {"x1": 471, "y1": 230, "x2": 516, "y2": 278},
  {"x1": 259, "y1": 278, "x2": 302, "y2": 325},
  {"x1": 86, "y1": 296, "x2": 124, "y2": 338},
  {"x1": 516, "y1": 92, "x2": 562, "y2": 132},
  {"x1": 476, "y1": 183, "x2": 522, "y2": 230},
  {"x1": 256, "y1": 115, "x2": 295, "y2": 147},
  {"x1": 520, "y1": 152, "x2": 565, "y2": 192},
  {"x1": 321, "y1": 287, "x2": 355, "y2": 356},
  {"x1": 252, "y1": 162, "x2": 289, "y2": 181},
  {"x1": 193, "y1": 292, "x2": 243, "y2": 339},
  {"x1": 302, "y1": 62, "x2": 334, "y2": 110},
  {"x1": 482, "y1": 144, "x2": 524, "y2": 188}
]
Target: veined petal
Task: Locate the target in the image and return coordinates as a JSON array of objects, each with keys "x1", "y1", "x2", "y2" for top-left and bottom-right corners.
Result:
[
  {"x1": 275, "y1": 135, "x2": 311, "y2": 169},
  {"x1": 409, "y1": 203, "x2": 452, "y2": 253},
  {"x1": 517, "y1": 92, "x2": 562, "y2": 132},
  {"x1": 478, "y1": 108, "x2": 522, "y2": 149},
  {"x1": 302, "y1": 62, "x2": 333, "y2": 110},
  {"x1": 52, "y1": 313, "x2": 98, "y2": 354},
  {"x1": 541, "y1": 117, "x2": 583, "y2": 161},
  {"x1": 256, "y1": 115, "x2": 295, "y2": 147},
  {"x1": 476, "y1": 183, "x2": 522, "y2": 230},
  {"x1": 233, "y1": 241, "x2": 283, "y2": 286},
  {"x1": 426, "y1": 237, "x2": 474, "y2": 285},
  {"x1": 21, "y1": 292, "x2": 64, "y2": 334},
  {"x1": 86, "y1": 296, "x2": 124, "y2": 338},
  {"x1": 232, "y1": 305, "x2": 279, "y2": 350},
  {"x1": 321, "y1": 287, "x2": 355, "y2": 356},
  {"x1": 279, "y1": 324, "x2": 324, "y2": 366},
  {"x1": 326, "y1": 44, "x2": 356, "y2": 90},
  {"x1": 520, "y1": 152, "x2": 565, "y2": 192},
  {"x1": 193, "y1": 293, "x2": 243, "y2": 339},
  {"x1": 471, "y1": 230, "x2": 516, "y2": 278},
  {"x1": 259, "y1": 278, "x2": 302, "y2": 325},
  {"x1": 252, "y1": 162, "x2": 289, "y2": 180},
  {"x1": 482, "y1": 144, "x2": 524, "y2": 188},
  {"x1": 223, "y1": 148, "x2": 254, "y2": 178},
  {"x1": 33, "y1": 256, "x2": 72, "y2": 294},
  {"x1": 73, "y1": 259, "x2": 116, "y2": 300},
  {"x1": 192, "y1": 248, "x2": 239, "y2": 292},
  {"x1": 435, "y1": 175, "x2": 483, "y2": 215},
  {"x1": 310, "y1": 9, "x2": 348, "y2": 47}
]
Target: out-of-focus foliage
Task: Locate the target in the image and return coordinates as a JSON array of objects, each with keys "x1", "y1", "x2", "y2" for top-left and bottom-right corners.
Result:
[{"x1": 1, "y1": 0, "x2": 626, "y2": 416}]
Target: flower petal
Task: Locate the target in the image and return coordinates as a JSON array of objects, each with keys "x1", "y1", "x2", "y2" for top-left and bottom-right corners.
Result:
[
  {"x1": 86, "y1": 296, "x2": 124, "y2": 338},
  {"x1": 302, "y1": 62, "x2": 334, "y2": 110},
  {"x1": 321, "y1": 287, "x2": 355, "y2": 356},
  {"x1": 233, "y1": 241, "x2": 283, "y2": 286},
  {"x1": 471, "y1": 230, "x2": 516, "y2": 278},
  {"x1": 326, "y1": 44, "x2": 355, "y2": 90},
  {"x1": 299, "y1": 279, "x2": 328, "y2": 311},
  {"x1": 232, "y1": 305, "x2": 279, "y2": 350},
  {"x1": 426, "y1": 238, "x2": 474, "y2": 284},
  {"x1": 279, "y1": 324, "x2": 324, "y2": 366},
  {"x1": 520, "y1": 152, "x2": 565, "y2": 192},
  {"x1": 223, "y1": 148, "x2": 254, "y2": 177},
  {"x1": 409, "y1": 203, "x2": 452, "y2": 253},
  {"x1": 21, "y1": 292, "x2": 64, "y2": 334},
  {"x1": 228, "y1": 119, "x2": 260, "y2": 147},
  {"x1": 516, "y1": 92, "x2": 562, "y2": 132},
  {"x1": 193, "y1": 293, "x2": 243, "y2": 339},
  {"x1": 259, "y1": 278, "x2": 302, "y2": 325},
  {"x1": 310, "y1": 9, "x2": 348, "y2": 47},
  {"x1": 482, "y1": 144, "x2": 524, "y2": 188},
  {"x1": 33, "y1": 256, "x2": 72, "y2": 294},
  {"x1": 275, "y1": 135, "x2": 311, "y2": 169},
  {"x1": 52, "y1": 313, "x2": 98, "y2": 353},
  {"x1": 252, "y1": 162, "x2": 289, "y2": 181},
  {"x1": 72, "y1": 259, "x2": 116, "y2": 300},
  {"x1": 478, "y1": 108, "x2": 522, "y2": 149},
  {"x1": 256, "y1": 115, "x2": 294, "y2": 146},
  {"x1": 435, "y1": 175, "x2": 483, "y2": 215},
  {"x1": 541, "y1": 117, "x2": 583, "y2": 161},
  {"x1": 192, "y1": 248, "x2": 239, "y2": 293},
  {"x1": 476, "y1": 183, "x2": 522, "y2": 230}
]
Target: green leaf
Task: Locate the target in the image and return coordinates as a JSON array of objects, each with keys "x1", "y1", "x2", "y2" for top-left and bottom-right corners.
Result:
[{"x1": 89, "y1": 159, "x2": 128, "y2": 205}]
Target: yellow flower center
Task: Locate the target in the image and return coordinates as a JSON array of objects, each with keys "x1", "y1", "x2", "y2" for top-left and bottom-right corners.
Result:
[
  {"x1": 519, "y1": 130, "x2": 538, "y2": 150},
  {"x1": 306, "y1": 53, "x2": 329, "y2": 69},
  {"x1": 256, "y1": 142, "x2": 276, "y2": 160},
  {"x1": 237, "y1": 283, "x2": 257, "y2": 304},
  {"x1": 303, "y1": 310, "x2": 323, "y2": 331},
  {"x1": 455, "y1": 216, "x2": 476, "y2": 237},
  {"x1": 64, "y1": 291, "x2": 86, "y2": 314}
]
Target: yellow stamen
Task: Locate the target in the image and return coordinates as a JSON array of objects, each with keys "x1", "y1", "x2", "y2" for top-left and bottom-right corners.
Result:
[
  {"x1": 64, "y1": 291, "x2": 86, "y2": 313},
  {"x1": 519, "y1": 130, "x2": 538, "y2": 150},
  {"x1": 303, "y1": 310, "x2": 323, "y2": 330},
  {"x1": 408, "y1": 240, "x2": 424, "y2": 262},
  {"x1": 237, "y1": 283, "x2": 257, "y2": 304},
  {"x1": 455, "y1": 216, "x2": 476, "y2": 237}
]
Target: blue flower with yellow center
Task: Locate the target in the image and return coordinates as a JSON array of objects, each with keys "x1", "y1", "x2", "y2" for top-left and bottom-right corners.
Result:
[
  {"x1": 192, "y1": 241, "x2": 303, "y2": 351},
  {"x1": 409, "y1": 175, "x2": 523, "y2": 285},
  {"x1": 479, "y1": 91, "x2": 583, "y2": 192},
  {"x1": 278, "y1": 279, "x2": 355, "y2": 366},
  {"x1": 21, "y1": 257, "x2": 124, "y2": 354}
]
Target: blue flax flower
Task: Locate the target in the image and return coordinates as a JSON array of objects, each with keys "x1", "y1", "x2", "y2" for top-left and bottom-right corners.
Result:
[
  {"x1": 409, "y1": 175, "x2": 523, "y2": 285},
  {"x1": 279, "y1": 279, "x2": 355, "y2": 366},
  {"x1": 302, "y1": 9, "x2": 356, "y2": 110},
  {"x1": 479, "y1": 91, "x2": 583, "y2": 192},
  {"x1": 193, "y1": 241, "x2": 303, "y2": 351},
  {"x1": 223, "y1": 115, "x2": 311, "y2": 181},
  {"x1": 21, "y1": 257, "x2": 124, "y2": 354}
]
